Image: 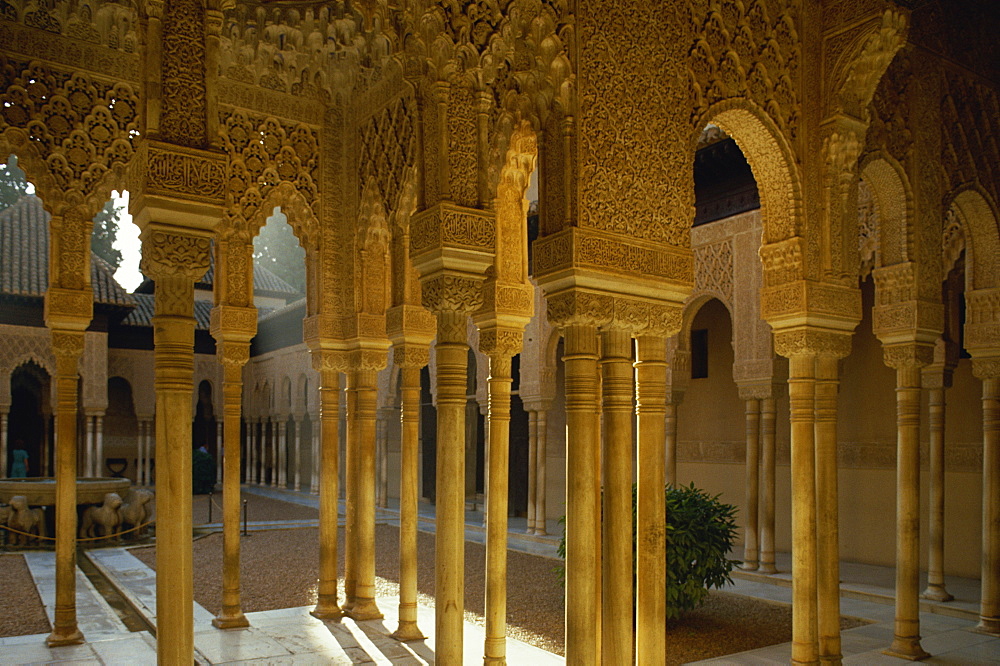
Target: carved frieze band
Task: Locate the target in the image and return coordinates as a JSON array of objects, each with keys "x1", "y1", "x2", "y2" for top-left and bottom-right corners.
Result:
[
  {"x1": 44, "y1": 287, "x2": 94, "y2": 324},
  {"x1": 410, "y1": 204, "x2": 496, "y2": 254},
  {"x1": 385, "y1": 304, "x2": 436, "y2": 344},
  {"x1": 965, "y1": 288, "x2": 1000, "y2": 353},
  {"x1": 392, "y1": 344, "x2": 431, "y2": 369},
  {"x1": 209, "y1": 305, "x2": 258, "y2": 340},
  {"x1": 533, "y1": 228, "x2": 692, "y2": 284},
  {"x1": 420, "y1": 274, "x2": 484, "y2": 314},
  {"x1": 478, "y1": 328, "x2": 524, "y2": 358},
  {"x1": 772, "y1": 328, "x2": 853, "y2": 360},
  {"x1": 131, "y1": 141, "x2": 227, "y2": 205},
  {"x1": 140, "y1": 231, "x2": 211, "y2": 281},
  {"x1": 882, "y1": 343, "x2": 935, "y2": 370},
  {"x1": 760, "y1": 280, "x2": 861, "y2": 324},
  {"x1": 547, "y1": 290, "x2": 683, "y2": 336}
]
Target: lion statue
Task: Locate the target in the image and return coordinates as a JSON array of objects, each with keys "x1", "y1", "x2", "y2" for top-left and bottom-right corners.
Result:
[
  {"x1": 79, "y1": 492, "x2": 123, "y2": 542},
  {"x1": 119, "y1": 488, "x2": 154, "y2": 540},
  {"x1": 6, "y1": 495, "x2": 46, "y2": 546}
]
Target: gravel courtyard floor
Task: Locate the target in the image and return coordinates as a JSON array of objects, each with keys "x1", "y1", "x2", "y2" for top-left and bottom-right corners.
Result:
[
  {"x1": 130, "y1": 491, "x2": 867, "y2": 661},
  {"x1": 3, "y1": 491, "x2": 866, "y2": 663}
]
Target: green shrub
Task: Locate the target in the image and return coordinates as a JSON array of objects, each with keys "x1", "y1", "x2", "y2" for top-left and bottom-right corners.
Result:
[
  {"x1": 556, "y1": 482, "x2": 739, "y2": 620},
  {"x1": 192, "y1": 449, "x2": 216, "y2": 495}
]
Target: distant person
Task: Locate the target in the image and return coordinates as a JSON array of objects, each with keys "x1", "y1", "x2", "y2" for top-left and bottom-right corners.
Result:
[{"x1": 10, "y1": 441, "x2": 29, "y2": 478}]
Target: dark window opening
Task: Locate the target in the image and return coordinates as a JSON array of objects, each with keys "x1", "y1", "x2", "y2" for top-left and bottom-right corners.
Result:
[{"x1": 691, "y1": 328, "x2": 709, "y2": 379}]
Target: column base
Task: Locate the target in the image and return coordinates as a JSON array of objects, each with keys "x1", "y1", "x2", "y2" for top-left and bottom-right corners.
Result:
[
  {"x1": 310, "y1": 600, "x2": 344, "y2": 622},
  {"x1": 391, "y1": 621, "x2": 426, "y2": 642},
  {"x1": 974, "y1": 617, "x2": 1000, "y2": 636},
  {"x1": 740, "y1": 561, "x2": 759, "y2": 571},
  {"x1": 46, "y1": 628, "x2": 84, "y2": 647},
  {"x1": 212, "y1": 611, "x2": 250, "y2": 630},
  {"x1": 883, "y1": 638, "x2": 930, "y2": 661},
  {"x1": 920, "y1": 585, "x2": 954, "y2": 602},
  {"x1": 484, "y1": 657, "x2": 507, "y2": 665},
  {"x1": 818, "y1": 653, "x2": 843, "y2": 665},
  {"x1": 758, "y1": 562, "x2": 778, "y2": 574},
  {"x1": 345, "y1": 598, "x2": 383, "y2": 622}
]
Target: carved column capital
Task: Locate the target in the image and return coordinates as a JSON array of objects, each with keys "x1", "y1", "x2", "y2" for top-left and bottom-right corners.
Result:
[
  {"x1": 972, "y1": 357, "x2": 1000, "y2": 381},
  {"x1": 772, "y1": 327, "x2": 853, "y2": 360},
  {"x1": 210, "y1": 305, "x2": 258, "y2": 342},
  {"x1": 392, "y1": 344, "x2": 431, "y2": 370},
  {"x1": 347, "y1": 348, "x2": 388, "y2": 373},
  {"x1": 140, "y1": 230, "x2": 212, "y2": 282},
  {"x1": 478, "y1": 328, "x2": 523, "y2": 359},
  {"x1": 216, "y1": 340, "x2": 250, "y2": 383},
  {"x1": 965, "y1": 288, "x2": 1000, "y2": 359},
  {"x1": 44, "y1": 288, "x2": 93, "y2": 332},
  {"x1": 420, "y1": 274, "x2": 484, "y2": 315},
  {"x1": 882, "y1": 342, "x2": 936, "y2": 370},
  {"x1": 546, "y1": 290, "x2": 614, "y2": 329},
  {"x1": 50, "y1": 330, "x2": 86, "y2": 377}
]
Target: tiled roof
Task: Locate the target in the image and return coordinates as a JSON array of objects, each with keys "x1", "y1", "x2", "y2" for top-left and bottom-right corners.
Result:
[
  {"x1": 198, "y1": 255, "x2": 301, "y2": 297},
  {"x1": 0, "y1": 195, "x2": 135, "y2": 307},
  {"x1": 122, "y1": 293, "x2": 213, "y2": 330}
]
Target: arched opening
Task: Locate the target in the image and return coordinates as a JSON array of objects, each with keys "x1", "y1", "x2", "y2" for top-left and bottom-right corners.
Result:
[
  {"x1": 105, "y1": 376, "x2": 138, "y2": 480},
  {"x1": 7, "y1": 361, "x2": 51, "y2": 477},
  {"x1": 193, "y1": 379, "x2": 216, "y2": 459}
]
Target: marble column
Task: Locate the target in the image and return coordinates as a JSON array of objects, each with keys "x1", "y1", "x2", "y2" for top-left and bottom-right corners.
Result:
[
  {"x1": 526, "y1": 409, "x2": 538, "y2": 534},
  {"x1": 215, "y1": 420, "x2": 224, "y2": 485},
  {"x1": 743, "y1": 397, "x2": 761, "y2": 571},
  {"x1": 434, "y1": 311, "x2": 471, "y2": 664},
  {"x1": 278, "y1": 417, "x2": 287, "y2": 487},
  {"x1": 212, "y1": 340, "x2": 251, "y2": 630},
  {"x1": 311, "y1": 362, "x2": 343, "y2": 620},
  {"x1": 665, "y1": 401, "x2": 678, "y2": 487},
  {"x1": 1, "y1": 408, "x2": 10, "y2": 478},
  {"x1": 884, "y1": 348, "x2": 930, "y2": 660},
  {"x1": 759, "y1": 396, "x2": 778, "y2": 574},
  {"x1": 392, "y1": 360, "x2": 426, "y2": 641},
  {"x1": 247, "y1": 419, "x2": 257, "y2": 484},
  {"x1": 95, "y1": 415, "x2": 105, "y2": 477},
  {"x1": 343, "y1": 374, "x2": 358, "y2": 612},
  {"x1": 534, "y1": 408, "x2": 548, "y2": 536},
  {"x1": 788, "y1": 353, "x2": 818, "y2": 665},
  {"x1": 482, "y1": 336, "x2": 519, "y2": 665},
  {"x1": 600, "y1": 328, "x2": 633, "y2": 666},
  {"x1": 815, "y1": 355, "x2": 843, "y2": 664},
  {"x1": 271, "y1": 418, "x2": 280, "y2": 488},
  {"x1": 347, "y1": 365, "x2": 383, "y2": 621},
  {"x1": 84, "y1": 414, "x2": 95, "y2": 477},
  {"x1": 975, "y1": 363, "x2": 1000, "y2": 635},
  {"x1": 635, "y1": 336, "x2": 667, "y2": 663},
  {"x1": 563, "y1": 323, "x2": 601, "y2": 665},
  {"x1": 46, "y1": 329, "x2": 86, "y2": 647},
  {"x1": 146, "y1": 248, "x2": 209, "y2": 664},
  {"x1": 293, "y1": 415, "x2": 302, "y2": 491},
  {"x1": 310, "y1": 414, "x2": 320, "y2": 495},
  {"x1": 922, "y1": 368, "x2": 954, "y2": 602}
]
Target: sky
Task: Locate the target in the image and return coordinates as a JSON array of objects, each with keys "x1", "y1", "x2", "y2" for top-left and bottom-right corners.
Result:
[{"x1": 111, "y1": 191, "x2": 143, "y2": 292}]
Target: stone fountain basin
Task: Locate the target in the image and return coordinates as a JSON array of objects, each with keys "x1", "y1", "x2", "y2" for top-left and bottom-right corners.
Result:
[{"x1": 0, "y1": 477, "x2": 132, "y2": 506}]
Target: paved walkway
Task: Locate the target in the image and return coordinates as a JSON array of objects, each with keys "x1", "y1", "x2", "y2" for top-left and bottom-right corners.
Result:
[{"x1": 2, "y1": 485, "x2": 998, "y2": 664}]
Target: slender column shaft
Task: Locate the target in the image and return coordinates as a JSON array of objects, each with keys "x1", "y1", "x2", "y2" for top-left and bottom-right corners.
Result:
[
  {"x1": 535, "y1": 410, "x2": 548, "y2": 536},
  {"x1": 923, "y1": 385, "x2": 953, "y2": 601},
  {"x1": 0, "y1": 410, "x2": 7, "y2": 478},
  {"x1": 887, "y1": 364, "x2": 928, "y2": 659},
  {"x1": 789, "y1": 354, "x2": 818, "y2": 665},
  {"x1": 393, "y1": 365, "x2": 424, "y2": 641},
  {"x1": 815, "y1": 356, "x2": 842, "y2": 664},
  {"x1": 85, "y1": 415, "x2": 95, "y2": 477},
  {"x1": 600, "y1": 328, "x2": 634, "y2": 666},
  {"x1": 271, "y1": 418, "x2": 279, "y2": 487},
  {"x1": 435, "y1": 311, "x2": 470, "y2": 664},
  {"x1": 311, "y1": 416, "x2": 320, "y2": 495},
  {"x1": 563, "y1": 324, "x2": 601, "y2": 665},
  {"x1": 526, "y1": 410, "x2": 538, "y2": 534},
  {"x1": 143, "y1": 419, "x2": 152, "y2": 485},
  {"x1": 46, "y1": 333, "x2": 85, "y2": 647},
  {"x1": 293, "y1": 417, "x2": 302, "y2": 491},
  {"x1": 213, "y1": 351, "x2": 249, "y2": 630},
  {"x1": 216, "y1": 421, "x2": 223, "y2": 485},
  {"x1": 41, "y1": 413, "x2": 50, "y2": 476},
  {"x1": 979, "y1": 376, "x2": 1000, "y2": 634},
  {"x1": 349, "y1": 368, "x2": 383, "y2": 621},
  {"x1": 95, "y1": 416, "x2": 104, "y2": 477},
  {"x1": 665, "y1": 402, "x2": 677, "y2": 487},
  {"x1": 136, "y1": 421, "x2": 144, "y2": 485},
  {"x1": 484, "y1": 353, "x2": 514, "y2": 665},
  {"x1": 344, "y1": 375, "x2": 358, "y2": 610},
  {"x1": 744, "y1": 398, "x2": 761, "y2": 571},
  {"x1": 635, "y1": 336, "x2": 667, "y2": 664},
  {"x1": 311, "y1": 369, "x2": 343, "y2": 620},
  {"x1": 153, "y1": 306, "x2": 198, "y2": 664},
  {"x1": 759, "y1": 397, "x2": 777, "y2": 574},
  {"x1": 278, "y1": 418, "x2": 287, "y2": 487},
  {"x1": 249, "y1": 420, "x2": 257, "y2": 484}
]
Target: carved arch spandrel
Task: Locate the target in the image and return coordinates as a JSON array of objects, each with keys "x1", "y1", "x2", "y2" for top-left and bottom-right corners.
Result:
[{"x1": 859, "y1": 155, "x2": 913, "y2": 270}]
